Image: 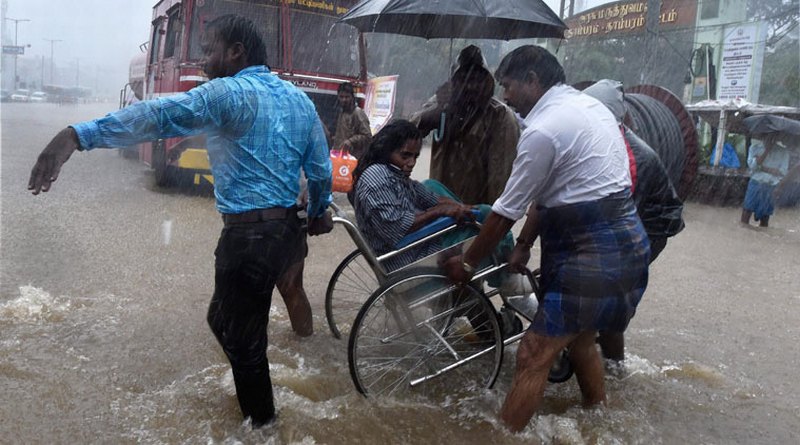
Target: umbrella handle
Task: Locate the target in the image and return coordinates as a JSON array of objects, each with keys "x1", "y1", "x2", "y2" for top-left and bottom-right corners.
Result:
[{"x1": 432, "y1": 112, "x2": 446, "y2": 142}]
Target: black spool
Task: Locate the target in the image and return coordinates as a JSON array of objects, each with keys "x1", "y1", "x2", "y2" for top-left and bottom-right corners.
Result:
[
  {"x1": 625, "y1": 93, "x2": 686, "y2": 190},
  {"x1": 573, "y1": 82, "x2": 699, "y2": 198}
]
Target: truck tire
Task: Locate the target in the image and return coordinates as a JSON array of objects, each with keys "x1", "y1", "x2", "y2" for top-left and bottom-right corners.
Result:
[{"x1": 152, "y1": 141, "x2": 173, "y2": 187}]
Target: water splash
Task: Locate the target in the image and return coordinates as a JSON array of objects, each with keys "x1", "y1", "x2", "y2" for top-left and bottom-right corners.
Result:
[{"x1": 0, "y1": 286, "x2": 71, "y2": 323}]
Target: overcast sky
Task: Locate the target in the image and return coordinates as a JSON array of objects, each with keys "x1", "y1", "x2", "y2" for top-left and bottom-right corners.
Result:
[
  {"x1": 3, "y1": 0, "x2": 602, "y2": 92},
  {"x1": 4, "y1": 0, "x2": 152, "y2": 92},
  {"x1": 4, "y1": 0, "x2": 152, "y2": 63}
]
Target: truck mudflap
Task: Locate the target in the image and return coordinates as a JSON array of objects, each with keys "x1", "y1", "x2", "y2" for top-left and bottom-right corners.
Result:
[{"x1": 176, "y1": 148, "x2": 214, "y2": 185}]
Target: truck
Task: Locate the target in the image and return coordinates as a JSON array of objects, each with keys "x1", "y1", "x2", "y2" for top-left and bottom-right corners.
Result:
[{"x1": 128, "y1": 0, "x2": 367, "y2": 186}]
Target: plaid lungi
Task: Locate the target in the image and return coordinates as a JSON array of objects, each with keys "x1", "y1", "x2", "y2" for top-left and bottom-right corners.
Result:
[{"x1": 531, "y1": 190, "x2": 650, "y2": 336}]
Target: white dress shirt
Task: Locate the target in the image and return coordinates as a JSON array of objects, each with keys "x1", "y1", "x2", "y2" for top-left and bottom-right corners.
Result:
[{"x1": 492, "y1": 84, "x2": 631, "y2": 221}]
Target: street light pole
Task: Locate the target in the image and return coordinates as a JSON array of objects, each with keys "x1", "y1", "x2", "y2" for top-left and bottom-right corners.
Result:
[
  {"x1": 43, "y1": 38, "x2": 63, "y2": 85},
  {"x1": 4, "y1": 17, "x2": 31, "y2": 90}
]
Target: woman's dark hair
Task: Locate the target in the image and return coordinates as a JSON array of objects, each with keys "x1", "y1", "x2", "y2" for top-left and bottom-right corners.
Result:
[
  {"x1": 206, "y1": 15, "x2": 268, "y2": 66},
  {"x1": 494, "y1": 45, "x2": 565, "y2": 90},
  {"x1": 353, "y1": 119, "x2": 421, "y2": 186}
]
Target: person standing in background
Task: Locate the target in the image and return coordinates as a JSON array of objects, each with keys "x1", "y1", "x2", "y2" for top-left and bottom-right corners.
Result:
[
  {"x1": 741, "y1": 134, "x2": 791, "y2": 227},
  {"x1": 332, "y1": 82, "x2": 372, "y2": 160}
]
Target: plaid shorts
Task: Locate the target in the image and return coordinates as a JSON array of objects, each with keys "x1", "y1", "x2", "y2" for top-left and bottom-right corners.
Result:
[{"x1": 530, "y1": 191, "x2": 650, "y2": 336}]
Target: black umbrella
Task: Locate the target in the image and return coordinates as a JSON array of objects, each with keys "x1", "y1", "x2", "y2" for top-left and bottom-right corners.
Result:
[
  {"x1": 743, "y1": 114, "x2": 800, "y2": 137},
  {"x1": 338, "y1": 0, "x2": 567, "y2": 40}
]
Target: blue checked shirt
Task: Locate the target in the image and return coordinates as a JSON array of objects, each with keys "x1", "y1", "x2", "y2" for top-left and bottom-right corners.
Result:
[{"x1": 71, "y1": 66, "x2": 332, "y2": 217}]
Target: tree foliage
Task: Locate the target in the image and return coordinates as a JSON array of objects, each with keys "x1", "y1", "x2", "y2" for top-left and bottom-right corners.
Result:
[
  {"x1": 758, "y1": 34, "x2": 800, "y2": 107},
  {"x1": 748, "y1": 0, "x2": 800, "y2": 48}
]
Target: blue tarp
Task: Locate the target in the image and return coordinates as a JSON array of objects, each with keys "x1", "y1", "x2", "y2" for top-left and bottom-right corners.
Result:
[{"x1": 710, "y1": 142, "x2": 741, "y2": 168}]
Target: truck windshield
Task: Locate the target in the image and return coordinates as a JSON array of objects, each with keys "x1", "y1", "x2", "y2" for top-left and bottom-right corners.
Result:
[{"x1": 188, "y1": 0, "x2": 360, "y2": 78}]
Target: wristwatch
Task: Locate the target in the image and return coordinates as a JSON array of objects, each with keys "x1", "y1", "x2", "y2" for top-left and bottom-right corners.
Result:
[{"x1": 462, "y1": 261, "x2": 476, "y2": 274}]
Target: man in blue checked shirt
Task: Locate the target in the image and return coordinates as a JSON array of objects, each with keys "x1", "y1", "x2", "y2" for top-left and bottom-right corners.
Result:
[{"x1": 28, "y1": 15, "x2": 332, "y2": 428}]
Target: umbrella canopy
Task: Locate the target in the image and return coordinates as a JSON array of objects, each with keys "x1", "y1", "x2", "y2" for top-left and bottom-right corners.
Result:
[
  {"x1": 338, "y1": 0, "x2": 567, "y2": 40},
  {"x1": 743, "y1": 114, "x2": 800, "y2": 137}
]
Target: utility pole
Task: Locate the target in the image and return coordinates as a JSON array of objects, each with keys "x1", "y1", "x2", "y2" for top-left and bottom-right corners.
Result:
[
  {"x1": 642, "y1": 0, "x2": 662, "y2": 84},
  {"x1": 75, "y1": 58, "x2": 80, "y2": 86},
  {"x1": 43, "y1": 38, "x2": 63, "y2": 85},
  {"x1": 4, "y1": 17, "x2": 31, "y2": 90}
]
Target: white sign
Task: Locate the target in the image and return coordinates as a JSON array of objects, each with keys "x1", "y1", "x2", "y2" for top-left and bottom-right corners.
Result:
[
  {"x1": 717, "y1": 23, "x2": 766, "y2": 102},
  {"x1": 364, "y1": 75, "x2": 398, "y2": 135}
]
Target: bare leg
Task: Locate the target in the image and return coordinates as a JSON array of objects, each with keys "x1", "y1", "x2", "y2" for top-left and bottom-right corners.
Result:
[
  {"x1": 500, "y1": 332, "x2": 575, "y2": 432},
  {"x1": 596, "y1": 331, "x2": 624, "y2": 362},
  {"x1": 759, "y1": 215, "x2": 770, "y2": 227},
  {"x1": 568, "y1": 330, "x2": 606, "y2": 407},
  {"x1": 276, "y1": 260, "x2": 313, "y2": 337},
  {"x1": 740, "y1": 209, "x2": 752, "y2": 225}
]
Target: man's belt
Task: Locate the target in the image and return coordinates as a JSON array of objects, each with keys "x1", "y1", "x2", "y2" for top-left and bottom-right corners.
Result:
[{"x1": 221, "y1": 207, "x2": 294, "y2": 225}]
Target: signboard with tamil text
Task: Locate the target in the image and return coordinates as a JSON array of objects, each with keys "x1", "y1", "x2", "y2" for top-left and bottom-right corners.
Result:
[
  {"x1": 564, "y1": 0, "x2": 697, "y2": 40},
  {"x1": 717, "y1": 22, "x2": 766, "y2": 102}
]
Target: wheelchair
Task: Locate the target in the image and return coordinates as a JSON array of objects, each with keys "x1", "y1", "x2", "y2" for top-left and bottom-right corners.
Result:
[{"x1": 325, "y1": 202, "x2": 573, "y2": 398}]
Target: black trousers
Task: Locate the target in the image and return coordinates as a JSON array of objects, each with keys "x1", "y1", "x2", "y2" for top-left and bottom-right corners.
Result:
[{"x1": 207, "y1": 216, "x2": 302, "y2": 426}]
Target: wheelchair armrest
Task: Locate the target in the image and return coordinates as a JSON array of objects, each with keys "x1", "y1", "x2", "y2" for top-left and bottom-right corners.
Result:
[{"x1": 395, "y1": 209, "x2": 481, "y2": 249}]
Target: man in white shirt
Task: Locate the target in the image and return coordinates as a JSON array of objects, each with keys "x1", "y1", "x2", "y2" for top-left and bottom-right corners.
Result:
[{"x1": 445, "y1": 45, "x2": 650, "y2": 432}]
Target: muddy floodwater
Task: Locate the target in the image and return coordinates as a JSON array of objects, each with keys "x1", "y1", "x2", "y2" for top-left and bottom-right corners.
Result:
[{"x1": 2, "y1": 103, "x2": 799, "y2": 444}]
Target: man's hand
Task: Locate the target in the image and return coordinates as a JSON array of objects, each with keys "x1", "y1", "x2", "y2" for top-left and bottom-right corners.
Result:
[
  {"x1": 28, "y1": 127, "x2": 81, "y2": 194},
  {"x1": 307, "y1": 210, "x2": 334, "y2": 236},
  {"x1": 444, "y1": 254, "x2": 474, "y2": 285},
  {"x1": 507, "y1": 243, "x2": 532, "y2": 274}
]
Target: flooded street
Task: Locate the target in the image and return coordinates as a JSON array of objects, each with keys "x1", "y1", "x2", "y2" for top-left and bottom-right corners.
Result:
[{"x1": 2, "y1": 103, "x2": 799, "y2": 444}]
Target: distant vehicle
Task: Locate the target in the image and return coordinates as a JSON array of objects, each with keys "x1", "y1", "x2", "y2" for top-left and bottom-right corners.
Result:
[
  {"x1": 30, "y1": 91, "x2": 48, "y2": 103},
  {"x1": 10, "y1": 89, "x2": 31, "y2": 102},
  {"x1": 42, "y1": 85, "x2": 92, "y2": 105},
  {"x1": 0, "y1": 90, "x2": 10, "y2": 102}
]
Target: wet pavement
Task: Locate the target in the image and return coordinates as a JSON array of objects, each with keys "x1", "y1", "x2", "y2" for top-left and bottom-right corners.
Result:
[{"x1": 1, "y1": 102, "x2": 799, "y2": 444}]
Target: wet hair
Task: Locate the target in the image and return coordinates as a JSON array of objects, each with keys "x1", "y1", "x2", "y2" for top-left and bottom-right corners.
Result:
[
  {"x1": 353, "y1": 120, "x2": 421, "y2": 186},
  {"x1": 206, "y1": 15, "x2": 268, "y2": 66},
  {"x1": 338, "y1": 82, "x2": 355, "y2": 97},
  {"x1": 494, "y1": 45, "x2": 565, "y2": 90}
]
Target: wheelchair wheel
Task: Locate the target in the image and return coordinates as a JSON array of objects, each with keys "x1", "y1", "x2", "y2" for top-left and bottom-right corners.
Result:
[
  {"x1": 547, "y1": 349, "x2": 574, "y2": 383},
  {"x1": 325, "y1": 250, "x2": 380, "y2": 339},
  {"x1": 348, "y1": 270, "x2": 503, "y2": 398}
]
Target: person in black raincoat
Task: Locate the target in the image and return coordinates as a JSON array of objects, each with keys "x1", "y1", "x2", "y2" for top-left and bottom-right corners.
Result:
[{"x1": 583, "y1": 79, "x2": 685, "y2": 362}]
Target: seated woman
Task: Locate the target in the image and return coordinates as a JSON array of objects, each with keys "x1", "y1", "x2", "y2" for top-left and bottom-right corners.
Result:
[{"x1": 353, "y1": 120, "x2": 476, "y2": 272}]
